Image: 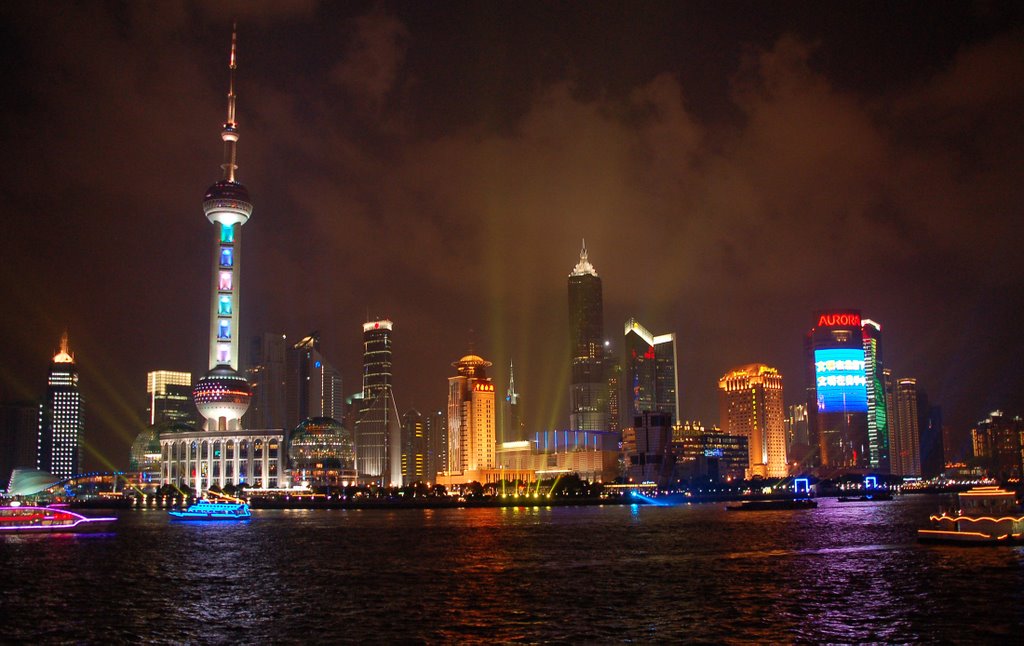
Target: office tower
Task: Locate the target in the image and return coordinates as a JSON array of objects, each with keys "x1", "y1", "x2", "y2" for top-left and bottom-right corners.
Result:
[
  {"x1": 287, "y1": 333, "x2": 344, "y2": 426},
  {"x1": 718, "y1": 364, "x2": 788, "y2": 478},
  {"x1": 605, "y1": 343, "x2": 621, "y2": 435},
  {"x1": 623, "y1": 318, "x2": 679, "y2": 426},
  {"x1": 38, "y1": 333, "x2": 83, "y2": 479},
  {"x1": 1, "y1": 401, "x2": 39, "y2": 491},
  {"x1": 568, "y1": 241, "x2": 607, "y2": 431},
  {"x1": 426, "y1": 409, "x2": 447, "y2": 482},
  {"x1": 892, "y1": 378, "x2": 922, "y2": 476},
  {"x1": 159, "y1": 28, "x2": 284, "y2": 491},
  {"x1": 626, "y1": 411, "x2": 673, "y2": 485},
  {"x1": 804, "y1": 310, "x2": 869, "y2": 470},
  {"x1": 861, "y1": 320, "x2": 890, "y2": 472},
  {"x1": 785, "y1": 403, "x2": 810, "y2": 462},
  {"x1": 246, "y1": 333, "x2": 287, "y2": 430},
  {"x1": 970, "y1": 410, "x2": 1023, "y2": 481},
  {"x1": 355, "y1": 319, "x2": 400, "y2": 484},
  {"x1": 401, "y1": 409, "x2": 427, "y2": 484},
  {"x1": 503, "y1": 360, "x2": 523, "y2": 443},
  {"x1": 146, "y1": 371, "x2": 194, "y2": 426},
  {"x1": 446, "y1": 354, "x2": 496, "y2": 481},
  {"x1": 920, "y1": 402, "x2": 944, "y2": 478}
]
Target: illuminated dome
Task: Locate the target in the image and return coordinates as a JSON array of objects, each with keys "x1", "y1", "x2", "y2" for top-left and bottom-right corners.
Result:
[
  {"x1": 452, "y1": 354, "x2": 492, "y2": 378},
  {"x1": 203, "y1": 180, "x2": 252, "y2": 226},
  {"x1": 290, "y1": 417, "x2": 355, "y2": 471},
  {"x1": 193, "y1": 365, "x2": 252, "y2": 426}
]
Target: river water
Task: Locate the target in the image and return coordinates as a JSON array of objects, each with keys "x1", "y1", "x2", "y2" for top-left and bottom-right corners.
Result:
[{"x1": 1, "y1": 495, "x2": 1022, "y2": 643}]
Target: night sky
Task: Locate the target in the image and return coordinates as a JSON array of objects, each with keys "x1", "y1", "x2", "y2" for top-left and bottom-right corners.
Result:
[{"x1": 1, "y1": 2, "x2": 1022, "y2": 471}]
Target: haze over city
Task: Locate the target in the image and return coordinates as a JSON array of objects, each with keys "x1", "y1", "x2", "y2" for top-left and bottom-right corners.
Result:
[{"x1": 1, "y1": 1, "x2": 1022, "y2": 470}]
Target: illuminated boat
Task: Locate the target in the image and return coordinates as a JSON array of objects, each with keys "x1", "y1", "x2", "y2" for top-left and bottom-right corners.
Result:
[
  {"x1": 918, "y1": 486, "x2": 1024, "y2": 545},
  {"x1": 0, "y1": 505, "x2": 117, "y2": 533},
  {"x1": 837, "y1": 491, "x2": 894, "y2": 502},
  {"x1": 168, "y1": 499, "x2": 251, "y2": 520},
  {"x1": 725, "y1": 498, "x2": 817, "y2": 511}
]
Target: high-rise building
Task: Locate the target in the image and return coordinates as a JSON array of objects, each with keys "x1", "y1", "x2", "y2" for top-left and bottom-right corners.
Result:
[
  {"x1": 970, "y1": 410, "x2": 1022, "y2": 481},
  {"x1": 718, "y1": 364, "x2": 788, "y2": 478},
  {"x1": 626, "y1": 411, "x2": 673, "y2": 485},
  {"x1": 159, "y1": 28, "x2": 284, "y2": 492},
  {"x1": 920, "y1": 402, "x2": 944, "y2": 478},
  {"x1": 605, "y1": 342, "x2": 621, "y2": 435},
  {"x1": 444, "y1": 354, "x2": 496, "y2": 483},
  {"x1": 287, "y1": 333, "x2": 343, "y2": 426},
  {"x1": 804, "y1": 310, "x2": 869, "y2": 470},
  {"x1": 426, "y1": 409, "x2": 447, "y2": 483},
  {"x1": 146, "y1": 371, "x2": 195, "y2": 426},
  {"x1": 892, "y1": 378, "x2": 922, "y2": 477},
  {"x1": 401, "y1": 409, "x2": 427, "y2": 484},
  {"x1": 355, "y1": 320, "x2": 400, "y2": 484},
  {"x1": 246, "y1": 333, "x2": 287, "y2": 431},
  {"x1": 623, "y1": 318, "x2": 678, "y2": 426},
  {"x1": 568, "y1": 242, "x2": 607, "y2": 431},
  {"x1": 503, "y1": 360, "x2": 523, "y2": 443},
  {"x1": 861, "y1": 320, "x2": 890, "y2": 472},
  {"x1": 1, "y1": 401, "x2": 39, "y2": 491},
  {"x1": 38, "y1": 333, "x2": 83, "y2": 479},
  {"x1": 785, "y1": 403, "x2": 810, "y2": 463}
]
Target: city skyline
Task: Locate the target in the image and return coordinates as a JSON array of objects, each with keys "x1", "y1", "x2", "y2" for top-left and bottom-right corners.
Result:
[{"x1": 1, "y1": 3, "x2": 1023, "y2": 470}]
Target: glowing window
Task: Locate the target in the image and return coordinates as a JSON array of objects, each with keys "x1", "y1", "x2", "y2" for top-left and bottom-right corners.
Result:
[
  {"x1": 218, "y1": 320, "x2": 231, "y2": 340},
  {"x1": 220, "y1": 224, "x2": 234, "y2": 243},
  {"x1": 220, "y1": 247, "x2": 233, "y2": 267},
  {"x1": 217, "y1": 344, "x2": 230, "y2": 363},
  {"x1": 219, "y1": 271, "x2": 232, "y2": 291},
  {"x1": 218, "y1": 296, "x2": 231, "y2": 315}
]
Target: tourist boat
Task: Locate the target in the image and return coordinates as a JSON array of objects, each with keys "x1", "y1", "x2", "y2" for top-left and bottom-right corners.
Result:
[
  {"x1": 725, "y1": 498, "x2": 817, "y2": 511},
  {"x1": 168, "y1": 499, "x2": 251, "y2": 520},
  {"x1": 918, "y1": 486, "x2": 1024, "y2": 545},
  {"x1": 0, "y1": 504, "x2": 117, "y2": 533}
]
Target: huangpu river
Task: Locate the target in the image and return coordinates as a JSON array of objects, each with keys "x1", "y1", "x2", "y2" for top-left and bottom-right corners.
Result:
[{"x1": 2, "y1": 495, "x2": 1022, "y2": 643}]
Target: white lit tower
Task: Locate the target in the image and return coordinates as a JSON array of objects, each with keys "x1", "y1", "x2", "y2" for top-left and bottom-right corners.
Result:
[
  {"x1": 38, "y1": 333, "x2": 83, "y2": 479},
  {"x1": 193, "y1": 26, "x2": 253, "y2": 432}
]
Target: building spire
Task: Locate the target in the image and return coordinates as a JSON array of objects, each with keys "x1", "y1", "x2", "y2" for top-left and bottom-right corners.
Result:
[
  {"x1": 507, "y1": 359, "x2": 518, "y2": 404},
  {"x1": 54, "y1": 331, "x2": 74, "y2": 363},
  {"x1": 220, "y1": 22, "x2": 240, "y2": 182},
  {"x1": 570, "y1": 238, "x2": 598, "y2": 277}
]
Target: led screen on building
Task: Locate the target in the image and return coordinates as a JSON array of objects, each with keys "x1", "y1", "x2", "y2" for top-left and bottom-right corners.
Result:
[{"x1": 814, "y1": 348, "x2": 868, "y2": 413}]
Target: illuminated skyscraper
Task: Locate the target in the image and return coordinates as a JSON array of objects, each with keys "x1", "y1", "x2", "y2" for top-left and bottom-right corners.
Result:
[
  {"x1": 861, "y1": 320, "x2": 890, "y2": 472},
  {"x1": 355, "y1": 320, "x2": 400, "y2": 484},
  {"x1": 804, "y1": 310, "x2": 869, "y2": 470},
  {"x1": 718, "y1": 364, "x2": 788, "y2": 478},
  {"x1": 426, "y1": 409, "x2": 447, "y2": 482},
  {"x1": 401, "y1": 408, "x2": 427, "y2": 484},
  {"x1": 146, "y1": 370, "x2": 194, "y2": 426},
  {"x1": 568, "y1": 241, "x2": 607, "y2": 431},
  {"x1": 159, "y1": 27, "x2": 284, "y2": 492},
  {"x1": 37, "y1": 333, "x2": 83, "y2": 479},
  {"x1": 892, "y1": 378, "x2": 921, "y2": 476},
  {"x1": 785, "y1": 403, "x2": 810, "y2": 463},
  {"x1": 623, "y1": 318, "x2": 678, "y2": 426},
  {"x1": 445, "y1": 354, "x2": 496, "y2": 482}
]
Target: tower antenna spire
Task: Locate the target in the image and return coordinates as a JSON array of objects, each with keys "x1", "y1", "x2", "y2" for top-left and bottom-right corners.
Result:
[{"x1": 221, "y1": 22, "x2": 240, "y2": 182}]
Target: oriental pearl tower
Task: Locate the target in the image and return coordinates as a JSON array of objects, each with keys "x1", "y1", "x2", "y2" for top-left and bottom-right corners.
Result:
[{"x1": 193, "y1": 25, "x2": 253, "y2": 432}]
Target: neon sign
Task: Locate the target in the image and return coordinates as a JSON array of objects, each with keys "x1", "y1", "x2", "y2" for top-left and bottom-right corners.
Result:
[
  {"x1": 814, "y1": 348, "x2": 868, "y2": 413},
  {"x1": 817, "y1": 312, "x2": 860, "y2": 327}
]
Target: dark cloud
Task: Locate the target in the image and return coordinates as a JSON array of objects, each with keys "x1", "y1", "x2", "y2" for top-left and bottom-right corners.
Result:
[{"x1": 1, "y1": 3, "x2": 1022, "y2": 468}]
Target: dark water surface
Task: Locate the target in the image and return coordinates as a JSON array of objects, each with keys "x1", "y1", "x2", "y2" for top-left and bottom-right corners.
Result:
[{"x1": 2, "y1": 496, "x2": 1022, "y2": 643}]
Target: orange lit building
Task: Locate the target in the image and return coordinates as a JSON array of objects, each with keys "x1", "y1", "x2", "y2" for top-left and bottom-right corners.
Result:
[
  {"x1": 718, "y1": 364, "x2": 787, "y2": 478},
  {"x1": 440, "y1": 354, "x2": 496, "y2": 485}
]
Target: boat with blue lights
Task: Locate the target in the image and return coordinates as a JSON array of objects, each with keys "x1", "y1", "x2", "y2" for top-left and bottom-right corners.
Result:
[
  {"x1": 0, "y1": 504, "x2": 117, "y2": 533},
  {"x1": 918, "y1": 486, "x2": 1024, "y2": 545},
  {"x1": 169, "y1": 499, "x2": 251, "y2": 520}
]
